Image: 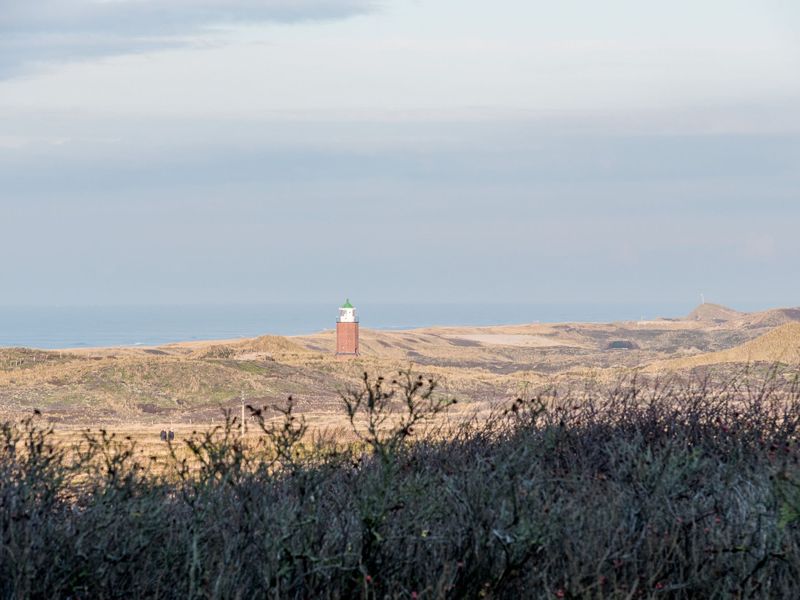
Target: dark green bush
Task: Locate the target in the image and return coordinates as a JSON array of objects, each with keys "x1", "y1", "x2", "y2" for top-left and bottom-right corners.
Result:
[{"x1": 1, "y1": 369, "x2": 800, "y2": 599}]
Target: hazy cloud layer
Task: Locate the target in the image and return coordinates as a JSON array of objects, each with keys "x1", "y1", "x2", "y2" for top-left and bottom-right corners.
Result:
[
  {"x1": 1, "y1": 1, "x2": 799, "y2": 309},
  {"x1": 2, "y1": 115, "x2": 799, "y2": 307},
  {"x1": 0, "y1": 0, "x2": 373, "y2": 76}
]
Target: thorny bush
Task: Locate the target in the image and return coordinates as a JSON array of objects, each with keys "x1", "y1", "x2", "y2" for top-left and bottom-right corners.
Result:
[{"x1": 1, "y1": 367, "x2": 800, "y2": 599}]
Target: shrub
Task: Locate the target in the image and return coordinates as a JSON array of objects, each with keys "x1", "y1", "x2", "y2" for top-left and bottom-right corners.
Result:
[{"x1": 1, "y1": 369, "x2": 799, "y2": 598}]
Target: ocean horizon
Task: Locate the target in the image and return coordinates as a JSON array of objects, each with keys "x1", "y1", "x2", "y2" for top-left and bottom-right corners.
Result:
[{"x1": 0, "y1": 301, "x2": 757, "y2": 350}]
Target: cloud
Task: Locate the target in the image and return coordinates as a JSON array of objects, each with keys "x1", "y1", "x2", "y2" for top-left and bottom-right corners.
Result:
[
  {"x1": 0, "y1": 0, "x2": 374, "y2": 77},
  {"x1": 741, "y1": 234, "x2": 779, "y2": 261}
]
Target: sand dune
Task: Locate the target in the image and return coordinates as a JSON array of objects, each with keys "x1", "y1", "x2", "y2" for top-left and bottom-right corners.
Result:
[
  {"x1": 4, "y1": 305, "x2": 800, "y2": 424},
  {"x1": 655, "y1": 323, "x2": 800, "y2": 370},
  {"x1": 443, "y1": 334, "x2": 576, "y2": 348}
]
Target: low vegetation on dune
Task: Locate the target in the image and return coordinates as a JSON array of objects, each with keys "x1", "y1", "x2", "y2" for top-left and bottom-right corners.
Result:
[
  {"x1": 659, "y1": 323, "x2": 800, "y2": 371},
  {"x1": 4, "y1": 310, "x2": 800, "y2": 424},
  {"x1": 2, "y1": 369, "x2": 800, "y2": 598},
  {"x1": 0, "y1": 345, "x2": 352, "y2": 422}
]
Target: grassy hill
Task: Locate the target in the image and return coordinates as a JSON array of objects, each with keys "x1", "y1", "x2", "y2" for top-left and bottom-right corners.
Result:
[
  {"x1": 686, "y1": 302, "x2": 743, "y2": 323},
  {"x1": 3, "y1": 308, "x2": 800, "y2": 425},
  {"x1": 0, "y1": 333, "x2": 529, "y2": 424},
  {"x1": 655, "y1": 322, "x2": 800, "y2": 370},
  {"x1": 685, "y1": 303, "x2": 800, "y2": 330}
]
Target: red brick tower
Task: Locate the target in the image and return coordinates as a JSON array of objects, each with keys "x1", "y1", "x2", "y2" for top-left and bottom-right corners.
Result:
[{"x1": 336, "y1": 299, "x2": 359, "y2": 357}]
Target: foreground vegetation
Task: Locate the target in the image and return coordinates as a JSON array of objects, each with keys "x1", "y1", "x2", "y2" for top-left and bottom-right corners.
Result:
[{"x1": 2, "y1": 369, "x2": 800, "y2": 598}]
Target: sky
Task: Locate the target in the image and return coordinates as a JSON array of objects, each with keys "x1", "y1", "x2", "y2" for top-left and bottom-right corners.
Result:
[{"x1": 1, "y1": 0, "x2": 799, "y2": 310}]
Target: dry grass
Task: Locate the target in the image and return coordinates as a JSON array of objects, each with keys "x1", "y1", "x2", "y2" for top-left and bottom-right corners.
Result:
[
  {"x1": 3, "y1": 308, "x2": 800, "y2": 429},
  {"x1": 656, "y1": 323, "x2": 800, "y2": 371}
]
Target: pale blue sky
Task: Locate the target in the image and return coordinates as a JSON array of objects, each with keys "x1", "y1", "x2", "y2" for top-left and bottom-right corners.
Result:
[{"x1": 1, "y1": 1, "x2": 799, "y2": 309}]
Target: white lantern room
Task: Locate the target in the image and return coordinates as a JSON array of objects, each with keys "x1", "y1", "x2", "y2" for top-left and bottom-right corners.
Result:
[{"x1": 338, "y1": 299, "x2": 358, "y2": 323}]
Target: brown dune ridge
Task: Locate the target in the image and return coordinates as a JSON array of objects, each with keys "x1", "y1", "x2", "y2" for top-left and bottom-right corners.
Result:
[
  {"x1": 687, "y1": 303, "x2": 744, "y2": 323},
  {"x1": 190, "y1": 335, "x2": 310, "y2": 359},
  {"x1": 3, "y1": 304, "x2": 800, "y2": 425},
  {"x1": 654, "y1": 322, "x2": 800, "y2": 370},
  {"x1": 686, "y1": 303, "x2": 800, "y2": 329}
]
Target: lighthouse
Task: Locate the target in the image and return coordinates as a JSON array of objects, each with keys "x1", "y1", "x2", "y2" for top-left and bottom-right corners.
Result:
[{"x1": 336, "y1": 299, "x2": 359, "y2": 357}]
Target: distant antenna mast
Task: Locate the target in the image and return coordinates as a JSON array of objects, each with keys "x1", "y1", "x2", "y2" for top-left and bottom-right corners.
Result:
[{"x1": 701, "y1": 293, "x2": 705, "y2": 305}]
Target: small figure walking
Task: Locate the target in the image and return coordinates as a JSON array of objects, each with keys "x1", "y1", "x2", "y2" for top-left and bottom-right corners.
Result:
[{"x1": 160, "y1": 430, "x2": 167, "y2": 442}]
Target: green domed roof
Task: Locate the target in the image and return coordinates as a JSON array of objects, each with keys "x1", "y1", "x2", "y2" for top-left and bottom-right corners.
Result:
[{"x1": 341, "y1": 299, "x2": 354, "y2": 309}]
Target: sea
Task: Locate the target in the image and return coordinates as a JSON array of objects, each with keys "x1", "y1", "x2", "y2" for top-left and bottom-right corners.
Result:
[{"x1": 0, "y1": 301, "x2": 705, "y2": 350}]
